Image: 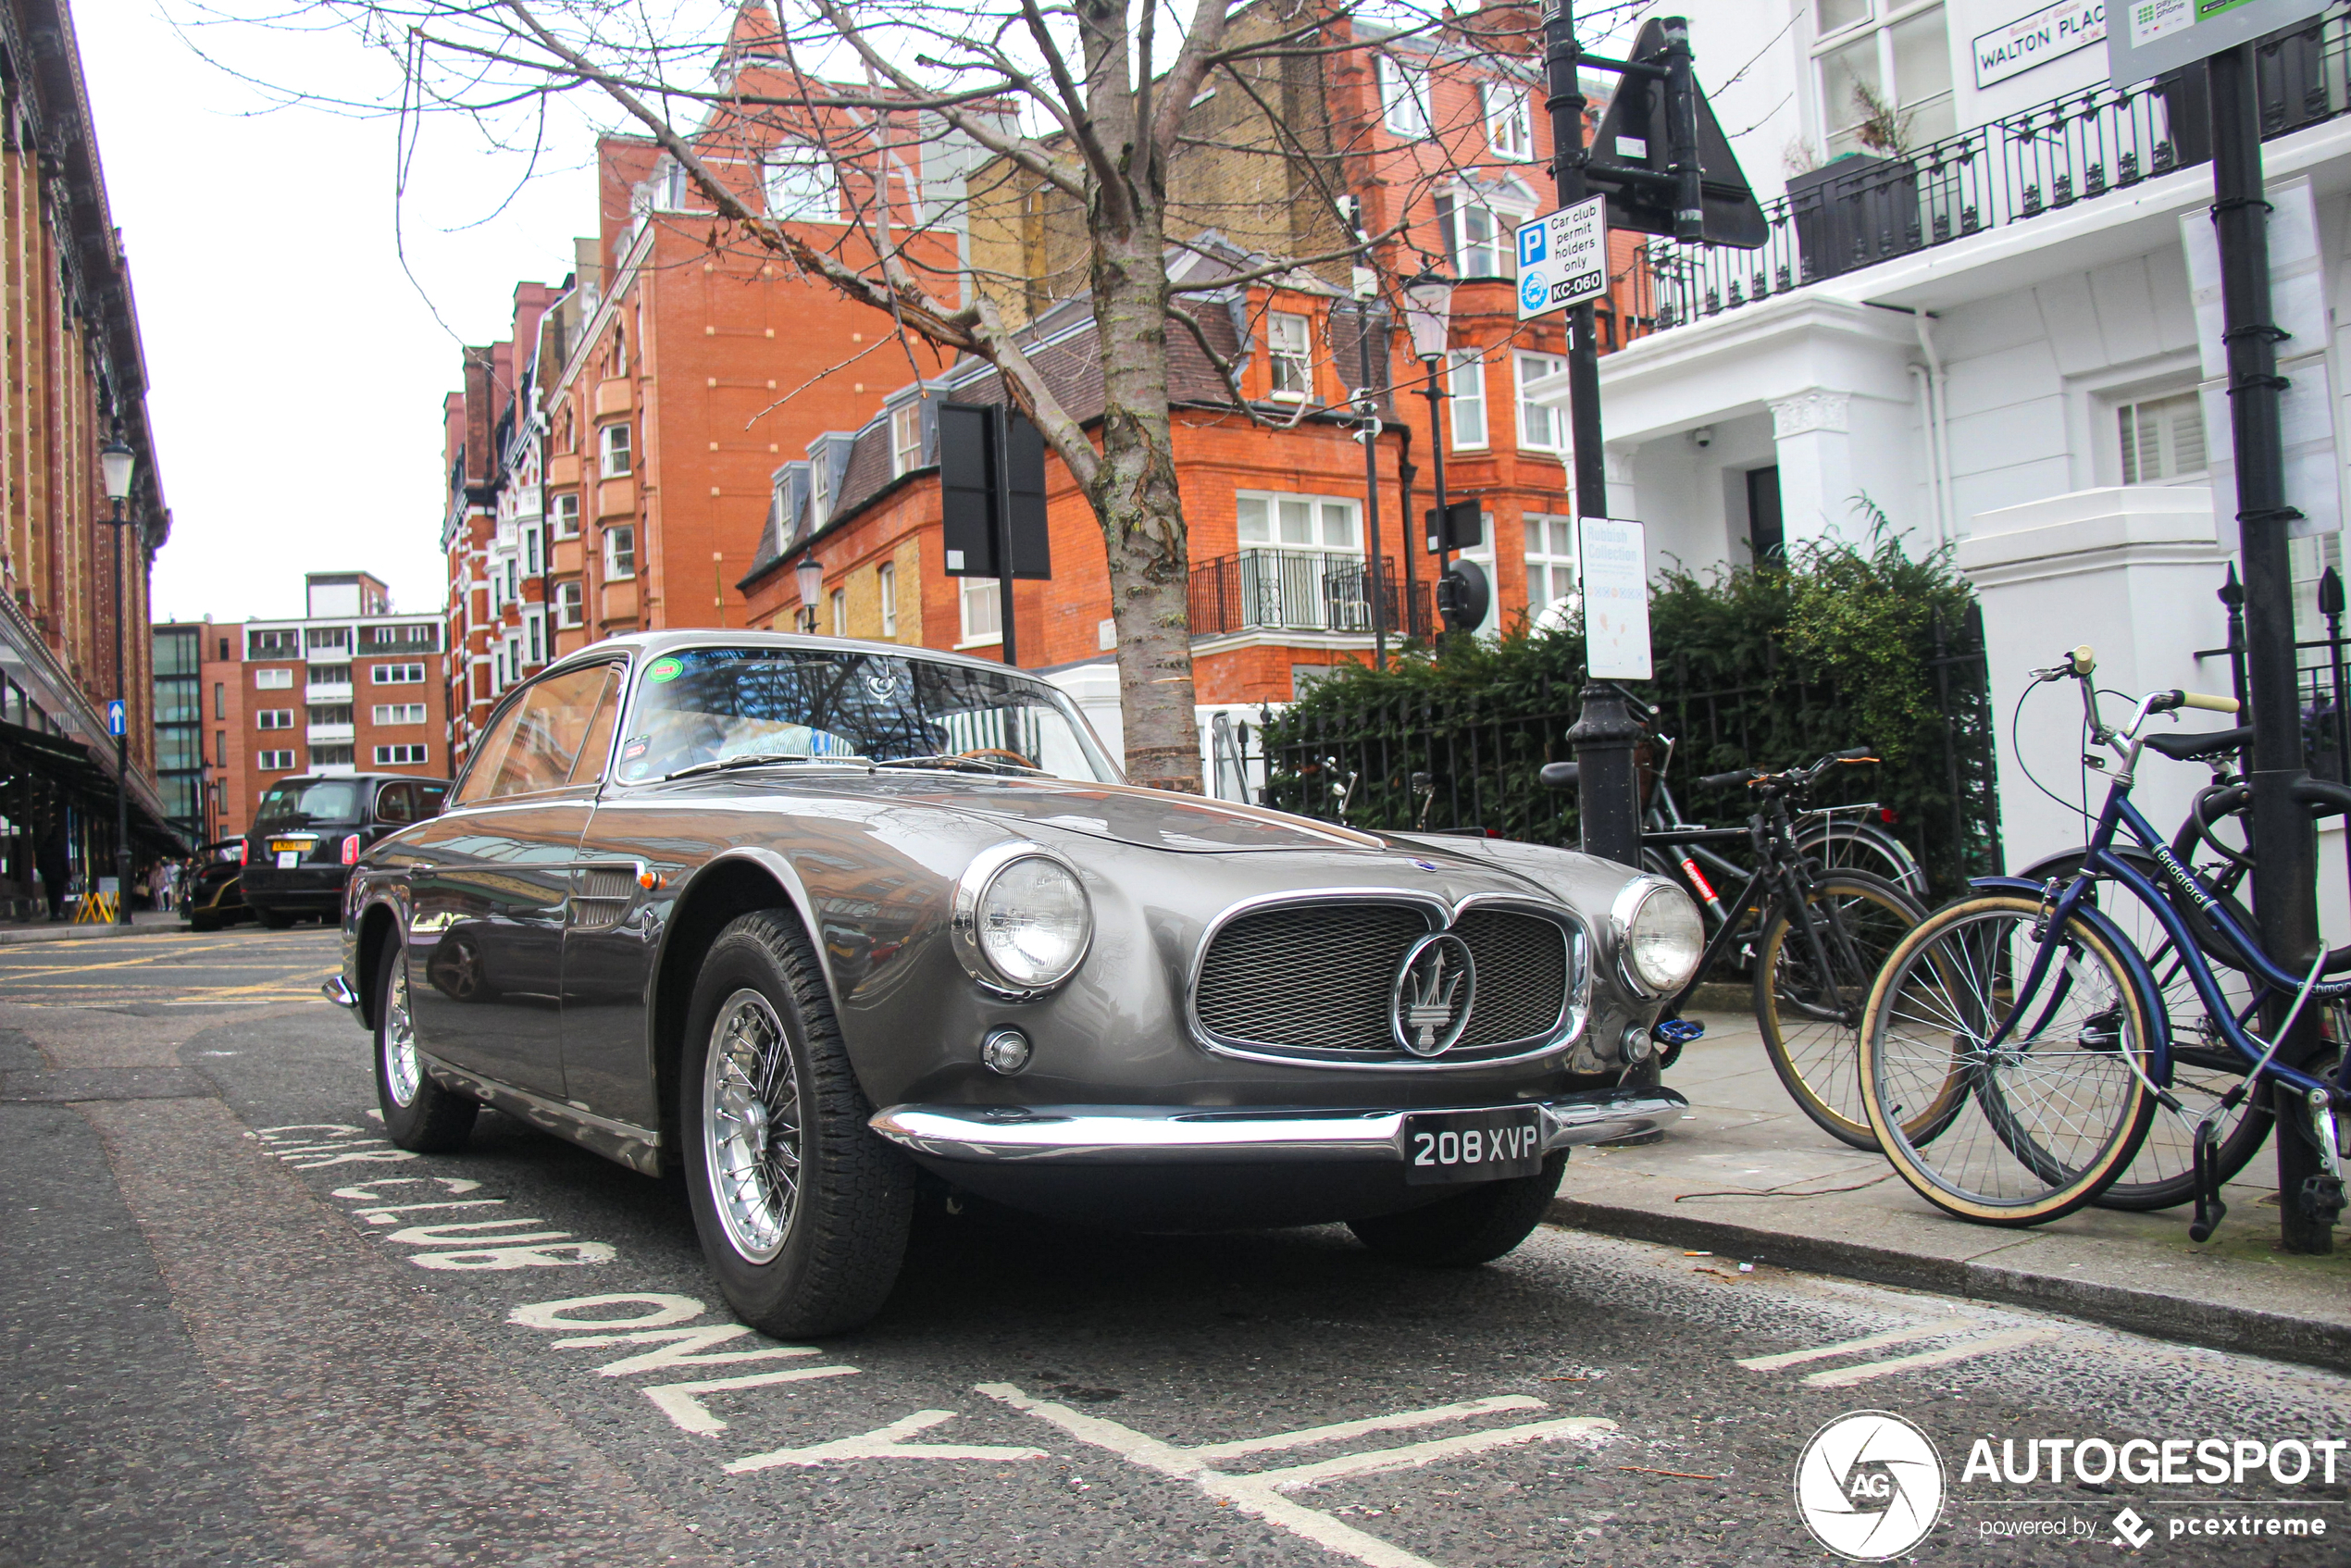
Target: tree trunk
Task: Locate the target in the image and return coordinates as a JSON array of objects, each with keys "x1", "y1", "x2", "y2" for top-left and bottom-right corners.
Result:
[{"x1": 1088, "y1": 211, "x2": 1201, "y2": 793}]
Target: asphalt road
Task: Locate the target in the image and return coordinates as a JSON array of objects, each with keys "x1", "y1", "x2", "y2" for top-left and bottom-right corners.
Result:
[{"x1": 4, "y1": 927, "x2": 2347, "y2": 1566}]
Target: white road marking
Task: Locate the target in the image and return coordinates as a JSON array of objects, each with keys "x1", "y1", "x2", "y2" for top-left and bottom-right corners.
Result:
[
  {"x1": 726, "y1": 1410, "x2": 1048, "y2": 1472},
  {"x1": 551, "y1": 1325, "x2": 829, "y2": 1378},
  {"x1": 1249, "y1": 1418, "x2": 1617, "y2": 1492},
  {"x1": 978, "y1": 1382, "x2": 1615, "y2": 1568},
  {"x1": 509, "y1": 1293, "x2": 704, "y2": 1331},
  {"x1": 1189, "y1": 1396, "x2": 1545, "y2": 1463},
  {"x1": 410, "y1": 1241, "x2": 616, "y2": 1270},
  {"x1": 355, "y1": 1200, "x2": 507, "y2": 1224},
  {"x1": 330, "y1": 1176, "x2": 483, "y2": 1201},
  {"x1": 1735, "y1": 1317, "x2": 1981, "y2": 1372},
  {"x1": 381, "y1": 1217, "x2": 570, "y2": 1247},
  {"x1": 1801, "y1": 1326, "x2": 2061, "y2": 1388},
  {"x1": 641, "y1": 1366, "x2": 859, "y2": 1436}
]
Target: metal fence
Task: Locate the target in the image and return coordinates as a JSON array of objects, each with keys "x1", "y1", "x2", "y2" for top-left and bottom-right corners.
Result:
[
  {"x1": 1226, "y1": 605, "x2": 1999, "y2": 895},
  {"x1": 2196, "y1": 564, "x2": 2351, "y2": 783},
  {"x1": 1188, "y1": 549, "x2": 1437, "y2": 641},
  {"x1": 1631, "y1": 7, "x2": 2349, "y2": 332}
]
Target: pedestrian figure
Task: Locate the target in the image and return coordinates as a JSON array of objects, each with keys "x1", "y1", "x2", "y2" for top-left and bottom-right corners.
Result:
[{"x1": 34, "y1": 819, "x2": 68, "y2": 922}]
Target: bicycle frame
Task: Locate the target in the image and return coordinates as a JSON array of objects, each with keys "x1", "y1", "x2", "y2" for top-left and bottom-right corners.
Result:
[{"x1": 1980, "y1": 770, "x2": 2349, "y2": 1104}]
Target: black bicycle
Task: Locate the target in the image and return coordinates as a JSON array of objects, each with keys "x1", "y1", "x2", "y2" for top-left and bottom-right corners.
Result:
[{"x1": 1544, "y1": 749, "x2": 1926, "y2": 1149}]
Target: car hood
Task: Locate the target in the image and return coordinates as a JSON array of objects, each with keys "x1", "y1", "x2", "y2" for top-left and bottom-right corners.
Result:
[{"x1": 694, "y1": 770, "x2": 1388, "y2": 854}]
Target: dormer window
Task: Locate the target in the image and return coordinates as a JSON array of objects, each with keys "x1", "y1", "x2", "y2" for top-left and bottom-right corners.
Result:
[
  {"x1": 891, "y1": 404, "x2": 925, "y2": 478},
  {"x1": 1268, "y1": 313, "x2": 1312, "y2": 400},
  {"x1": 766, "y1": 143, "x2": 841, "y2": 221}
]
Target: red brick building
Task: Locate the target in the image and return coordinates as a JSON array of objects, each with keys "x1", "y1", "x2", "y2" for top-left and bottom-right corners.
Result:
[{"x1": 164, "y1": 574, "x2": 451, "y2": 843}]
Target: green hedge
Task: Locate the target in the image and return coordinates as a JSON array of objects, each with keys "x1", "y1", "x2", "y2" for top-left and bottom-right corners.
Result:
[{"x1": 1261, "y1": 534, "x2": 1998, "y2": 894}]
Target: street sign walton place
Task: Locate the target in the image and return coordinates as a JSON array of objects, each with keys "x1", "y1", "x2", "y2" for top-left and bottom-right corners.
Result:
[{"x1": 1514, "y1": 195, "x2": 1607, "y2": 321}]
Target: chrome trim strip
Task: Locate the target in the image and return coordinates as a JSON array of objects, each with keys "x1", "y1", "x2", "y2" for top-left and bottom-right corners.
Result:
[
  {"x1": 869, "y1": 1087, "x2": 1687, "y2": 1164},
  {"x1": 418, "y1": 1051, "x2": 664, "y2": 1175},
  {"x1": 322, "y1": 976, "x2": 359, "y2": 1009},
  {"x1": 1183, "y1": 887, "x2": 1593, "y2": 1071}
]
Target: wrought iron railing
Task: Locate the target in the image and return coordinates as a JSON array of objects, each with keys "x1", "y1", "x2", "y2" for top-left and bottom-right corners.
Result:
[
  {"x1": 1188, "y1": 549, "x2": 1436, "y2": 641},
  {"x1": 1633, "y1": 8, "x2": 2349, "y2": 333}
]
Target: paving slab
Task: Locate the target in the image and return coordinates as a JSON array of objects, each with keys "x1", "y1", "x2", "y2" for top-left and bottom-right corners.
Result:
[{"x1": 1549, "y1": 1010, "x2": 2351, "y2": 1374}]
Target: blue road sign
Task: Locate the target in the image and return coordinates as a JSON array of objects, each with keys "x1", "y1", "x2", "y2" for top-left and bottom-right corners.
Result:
[{"x1": 106, "y1": 700, "x2": 124, "y2": 738}]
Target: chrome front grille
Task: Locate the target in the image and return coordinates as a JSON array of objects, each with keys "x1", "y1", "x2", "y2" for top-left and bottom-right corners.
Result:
[{"x1": 1192, "y1": 900, "x2": 1580, "y2": 1063}]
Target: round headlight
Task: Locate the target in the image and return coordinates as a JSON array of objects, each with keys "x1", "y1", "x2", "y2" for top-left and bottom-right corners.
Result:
[
  {"x1": 953, "y1": 844, "x2": 1092, "y2": 994},
  {"x1": 1615, "y1": 878, "x2": 1704, "y2": 996}
]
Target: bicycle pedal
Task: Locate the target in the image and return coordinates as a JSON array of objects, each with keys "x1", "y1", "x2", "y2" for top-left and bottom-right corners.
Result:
[
  {"x1": 1653, "y1": 1018, "x2": 1706, "y2": 1047},
  {"x1": 2299, "y1": 1174, "x2": 2347, "y2": 1227}
]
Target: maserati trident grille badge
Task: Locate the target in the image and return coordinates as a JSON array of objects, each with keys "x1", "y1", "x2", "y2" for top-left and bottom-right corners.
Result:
[{"x1": 1390, "y1": 932, "x2": 1476, "y2": 1056}]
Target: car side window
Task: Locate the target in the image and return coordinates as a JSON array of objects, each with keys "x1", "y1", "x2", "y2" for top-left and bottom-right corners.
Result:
[
  {"x1": 566, "y1": 666, "x2": 625, "y2": 786},
  {"x1": 453, "y1": 665, "x2": 618, "y2": 805},
  {"x1": 375, "y1": 783, "x2": 415, "y2": 824},
  {"x1": 417, "y1": 783, "x2": 449, "y2": 817}
]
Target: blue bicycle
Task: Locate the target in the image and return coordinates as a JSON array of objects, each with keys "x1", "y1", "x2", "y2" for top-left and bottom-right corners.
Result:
[{"x1": 1859, "y1": 646, "x2": 2351, "y2": 1232}]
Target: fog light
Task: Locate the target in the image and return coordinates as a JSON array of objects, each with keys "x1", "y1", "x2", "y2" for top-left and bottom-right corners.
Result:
[
  {"x1": 1620, "y1": 1023, "x2": 1652, "y2": 1064},
  {"x1": 980, "y1": 1027, "x2": 1032, "y2": 1076}
]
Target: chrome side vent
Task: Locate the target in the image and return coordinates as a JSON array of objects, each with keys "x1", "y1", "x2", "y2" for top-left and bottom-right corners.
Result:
[{"x1": 569, "y1": 866, "x2": 638, "y2": 929}]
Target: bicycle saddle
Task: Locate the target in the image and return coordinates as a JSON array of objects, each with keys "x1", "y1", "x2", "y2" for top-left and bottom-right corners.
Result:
[{"x1": 2144, "y1": 724, "x2": 2251, "y2": 762}]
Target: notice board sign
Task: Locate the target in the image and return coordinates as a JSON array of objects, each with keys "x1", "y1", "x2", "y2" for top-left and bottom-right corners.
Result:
[{"x1": 1578, "y1": 516, "x2": 1652, "y2": 681}]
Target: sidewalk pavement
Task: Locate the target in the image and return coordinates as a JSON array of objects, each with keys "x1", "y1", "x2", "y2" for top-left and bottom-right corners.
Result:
[
  {"x1": 0, "y1": 909, "x2": 188, "y2": 945},
  {"x1": 1550, "y1": 1009, "x2": 2351, "y2": 1375}
]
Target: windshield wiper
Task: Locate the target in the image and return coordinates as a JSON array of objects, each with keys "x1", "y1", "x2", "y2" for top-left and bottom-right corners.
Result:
[
  {"x1": 873, "y1": 753, "x2": 1043, "y2": 776},
  {"x1": 663, "y1": 751, "x2": 865, "y2": 781}
]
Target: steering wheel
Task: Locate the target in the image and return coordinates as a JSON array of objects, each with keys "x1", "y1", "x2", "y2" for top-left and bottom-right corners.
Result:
[{"x1": 958, "y1": 748, "x2": 1037, "y2": 769}]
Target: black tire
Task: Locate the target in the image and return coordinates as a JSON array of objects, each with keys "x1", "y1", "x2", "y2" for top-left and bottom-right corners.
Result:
[
  {"x1": 681, "y1": 911, "x2": 914, "y2": 1338},
  {"x1": 1752, "y1": 871, "x2": 1924, "y2": 1150},
  {"x1": 1348, "y1": 1155, "x2": 1564, "y2": 1267},
  {"x1": 255, "y1": 907, "x2": 296, "y2": 929},
  {"x1": 1798, "y1": 821, "x2": 1925, "y2": 898},
  {"x1": 373, "y1": 927, "x2": 476, "y2": 1152},
  {"x1": 2024, "y1": 850, "x2": 2273, "y2": 1210}
]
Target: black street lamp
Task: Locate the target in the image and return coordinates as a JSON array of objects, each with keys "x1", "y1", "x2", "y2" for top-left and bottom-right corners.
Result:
[
  {"x1": 1401, "y1": 272, "x2": 1456, "y2": 639},
  {"x1": 100, "y1": 436, "x2": 135, "y2": 925}
]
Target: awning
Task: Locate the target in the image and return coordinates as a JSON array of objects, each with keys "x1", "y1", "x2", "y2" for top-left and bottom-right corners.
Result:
[{"x1": 0, "y1": 717, "x2": 190, "y2": 853}]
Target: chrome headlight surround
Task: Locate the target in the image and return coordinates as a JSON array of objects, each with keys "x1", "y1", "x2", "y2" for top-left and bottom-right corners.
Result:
[
  {"x1": 1609, "y1": 876, "x2": 1704, "y2": 999},
  {"x1": 950, "y1": 840, "x2": 1093, "y2": 1000}
]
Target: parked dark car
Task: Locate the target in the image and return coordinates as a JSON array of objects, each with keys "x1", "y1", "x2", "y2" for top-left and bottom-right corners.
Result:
[
  {"x1": 181, "y1": 837, "x2": 251, "y2": 931},
  {"x1": 329, "y1": 634, "x2": 1698, "y2": 1337},
  {"x1": 244, "y1": 774, "x2": 450, "y2": 927}
]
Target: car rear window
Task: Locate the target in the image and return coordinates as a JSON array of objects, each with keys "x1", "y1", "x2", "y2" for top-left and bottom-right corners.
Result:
[{"x1": 253, "y1": 779, "x2": 364, "y2": 832}]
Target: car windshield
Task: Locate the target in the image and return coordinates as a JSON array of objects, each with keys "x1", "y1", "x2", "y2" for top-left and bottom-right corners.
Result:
[
  {"x1": 616, "y1": 647, "x2": 1119, "y2": 785},
  {"x1": 253, "y1": 779, "x2": 364, "y2": 830}
]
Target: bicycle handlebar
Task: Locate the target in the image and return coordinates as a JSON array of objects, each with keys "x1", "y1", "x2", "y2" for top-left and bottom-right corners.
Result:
[{"x1": 1697, "y1": 767, "x2": 1757, "y2": 790}]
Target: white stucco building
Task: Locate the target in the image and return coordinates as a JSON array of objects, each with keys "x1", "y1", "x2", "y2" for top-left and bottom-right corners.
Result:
[{"x1": 1530, "y1": 0, "x2": 2351, "y2": 887}]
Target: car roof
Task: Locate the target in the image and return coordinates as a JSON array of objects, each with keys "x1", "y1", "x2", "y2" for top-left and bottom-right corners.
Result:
[
  {"x1": 536, "y1": 629, "x2": 1049, "y2": 686},
  {"x1": 263, "y1": 774, "x2": 454, "y2": 787}
]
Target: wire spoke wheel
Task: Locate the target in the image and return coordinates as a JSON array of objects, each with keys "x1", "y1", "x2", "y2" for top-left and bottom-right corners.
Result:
[
  {"x1": 1862, "y1": 896, "x2": 2155, "y2": 1226},
  {"x1": 702, "y1": 988, "x2": 806, "y2": 1265},
  {"x1": 1754, "y1": 873, "x2": 1924, "y2": 1149},
  {"x1": 383, "y1": 955, "x2": 421, "y2": 1108}
]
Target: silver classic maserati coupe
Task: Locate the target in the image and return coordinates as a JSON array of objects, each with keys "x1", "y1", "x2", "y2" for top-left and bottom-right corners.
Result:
[{"x1": 327, "y1": 633, "x2": 1698, "y2": 1335}]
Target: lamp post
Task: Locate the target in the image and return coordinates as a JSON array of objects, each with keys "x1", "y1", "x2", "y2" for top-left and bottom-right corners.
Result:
[
  {"x1": 795, "y1": 554, "x2": 824, "y2": 635},
  {"x1": 1401, "y1": 272, "x2": 1456, "y2": 640},
  {"x1": 100, "y1": 437, "x2": 134, "y2": 925}
]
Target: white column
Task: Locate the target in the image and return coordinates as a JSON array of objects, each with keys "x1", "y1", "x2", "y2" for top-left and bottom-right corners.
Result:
[
  {"x1": 1957, "y1": 486, "x2": 2231, "y2": 874},
  {"x1": 1768, "y1": 390, "x2": 1854, "y2": 545},
  {"x1": 1603, "y1": 444, "x2": 1638, "y2": 523}
]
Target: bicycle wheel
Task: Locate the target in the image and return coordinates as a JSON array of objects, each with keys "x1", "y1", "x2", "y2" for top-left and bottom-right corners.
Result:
[
  {"x1": 2027, "y1": 852, "x2": 2271, "y2": 1211},
  {"x1": 1753, "y1": 872, "x2": 1925, "y2": 1150},
  {"x1": 1799, "y1": 820, "x2": 1926, "y2": 898},
  {"x1": 1861, "y1": 895, "x2": 2157, "y2": 1226}
]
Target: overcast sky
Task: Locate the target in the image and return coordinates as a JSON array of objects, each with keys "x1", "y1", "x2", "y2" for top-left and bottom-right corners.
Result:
[{"x1": 81, "y1": 0, "x2": 596, "y2": 626}]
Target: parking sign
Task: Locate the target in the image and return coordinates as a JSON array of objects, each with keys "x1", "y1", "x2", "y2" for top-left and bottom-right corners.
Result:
[{"x1": 1514, "y1": 195, "x2": 1608, "y2": 320}]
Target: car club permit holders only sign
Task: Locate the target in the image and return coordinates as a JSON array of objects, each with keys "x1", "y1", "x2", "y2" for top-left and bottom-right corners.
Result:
[
  {"x1": 1578, "y1": 517, "x2": 1652, "y2": 681},
  {"x1": 1515, "y1": 196, "x2": 1607, "y2": 321}
]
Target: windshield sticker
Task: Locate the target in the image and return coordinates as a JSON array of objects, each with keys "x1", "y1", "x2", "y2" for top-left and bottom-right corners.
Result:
[{"x1": 645, "y1": 656, "x2": 684, "y2": 683}]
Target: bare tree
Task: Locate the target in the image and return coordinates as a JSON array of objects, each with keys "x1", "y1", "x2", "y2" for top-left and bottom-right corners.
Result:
[{"x1": 205, "y1": 0, "x2": 1553, "y2": 789}]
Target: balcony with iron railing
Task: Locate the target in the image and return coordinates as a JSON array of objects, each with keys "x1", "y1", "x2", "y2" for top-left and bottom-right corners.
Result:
[
  {"x1": 1629, "y1": 9, "x2": 2350, "y2": 335},
  {"x1": 1188, "y1": 548, "x2": 1437, "y2": 642}
]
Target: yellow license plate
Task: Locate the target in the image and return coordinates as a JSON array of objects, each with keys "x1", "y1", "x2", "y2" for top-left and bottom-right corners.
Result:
[{"x1": 270, "y1": 840, "x2": 310, "y2": 854}]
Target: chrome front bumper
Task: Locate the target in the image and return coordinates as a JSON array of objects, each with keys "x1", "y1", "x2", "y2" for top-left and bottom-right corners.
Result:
[
  {"x1": 322, "y1": 976, "x2": 359, "y2": 1009},
  {"x1": 867, "y1": 1087, "x2": 1686, "y2": 1165}
]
